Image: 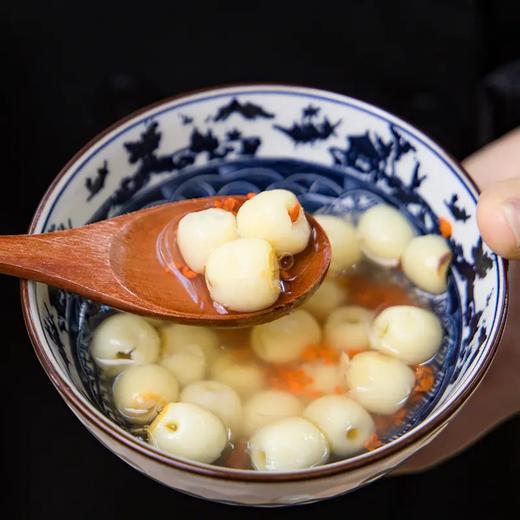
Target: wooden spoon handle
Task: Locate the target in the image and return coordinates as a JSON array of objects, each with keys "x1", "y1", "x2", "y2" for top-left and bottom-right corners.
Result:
[
  {"x1": 0, "y1": 219, "x2": 176, "y2": 316},
  {"x1": 0, "y1": 222, "x2": 119, "y2": 294}
]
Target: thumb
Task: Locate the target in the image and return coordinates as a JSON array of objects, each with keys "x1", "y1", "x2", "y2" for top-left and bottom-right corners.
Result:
[{"x1": 477, "y1": 177, "x2": 520, "y2": 259}]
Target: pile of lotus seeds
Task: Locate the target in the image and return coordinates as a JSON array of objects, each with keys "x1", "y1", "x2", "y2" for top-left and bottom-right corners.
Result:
[
  {"x1": 90, "y1": 191, "x2": 452, "y2": 471},
  {"x1": 177, "y1": 189, "x2": 311, "y2": 312}
]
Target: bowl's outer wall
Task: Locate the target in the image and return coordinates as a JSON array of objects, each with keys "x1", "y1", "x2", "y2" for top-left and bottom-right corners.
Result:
[{"x1": 67, "y1": 391, "x2": 448, "y2": 505}]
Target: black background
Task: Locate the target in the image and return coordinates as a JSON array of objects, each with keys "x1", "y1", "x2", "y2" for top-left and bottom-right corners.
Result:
[{"x1": 2, "y1": 1, "x2": 520, "y2": 518}]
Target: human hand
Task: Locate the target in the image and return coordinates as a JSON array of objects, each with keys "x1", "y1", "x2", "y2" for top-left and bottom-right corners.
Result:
[{"x1": 398, "y1": 127, "x2": 520, "y2": 473}]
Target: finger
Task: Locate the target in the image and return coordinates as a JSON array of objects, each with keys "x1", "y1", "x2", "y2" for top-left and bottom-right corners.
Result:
[
  {"x1": 476, "y1": 177, "x2": 520, "y2": 259},
  {"x1": 463, "y1": 127, "x2": 520, "y2": 190}
]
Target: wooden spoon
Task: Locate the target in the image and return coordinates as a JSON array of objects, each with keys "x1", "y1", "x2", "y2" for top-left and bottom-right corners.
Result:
[{"x1": 1, "y1": 195, "x2": 331, "y2": 326}]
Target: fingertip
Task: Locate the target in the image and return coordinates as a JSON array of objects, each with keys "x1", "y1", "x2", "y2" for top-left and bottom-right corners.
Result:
[{"x1": 477, "y1": 185, "x2": 520, "y2": 260}]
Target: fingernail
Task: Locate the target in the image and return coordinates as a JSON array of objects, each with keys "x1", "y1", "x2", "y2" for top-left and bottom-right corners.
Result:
[{"x1": 501, "y1": 199, "x2": 520, "y2": 248}]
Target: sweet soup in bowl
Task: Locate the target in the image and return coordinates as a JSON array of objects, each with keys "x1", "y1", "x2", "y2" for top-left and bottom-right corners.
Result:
[
  {"x1": 90, "y1": 190, "x2": 452, "y2": 471},
  {"x1": 24, "y1": 85, "x2": 507, "y2": 505}
]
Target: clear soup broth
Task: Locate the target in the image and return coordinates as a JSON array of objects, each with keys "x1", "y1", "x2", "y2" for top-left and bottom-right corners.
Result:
[{"x1": 85, "y1": 200, "x2": 458, "y2": 471}]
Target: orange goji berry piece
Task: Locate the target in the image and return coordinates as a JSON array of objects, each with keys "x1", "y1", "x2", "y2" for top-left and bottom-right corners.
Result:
[
  {"x1": 348, "y1": 275, "x2": 413, "y2": 309},
  {"x1": 364, "y1": 433, "x2": 383, "y2": 451},
  {"x1": 300, "y1": 346, "x2": 319, "y2": 362},
  {"x1": 415, "y1": 365, "x2": 435, "y2": 393},
  {"x1": 287, "y1": 381, "x2": 302, "y2": 393},
  {"x1": 288, "y1": 204, "x2": 301, "y2": 223},
  {"x1": 373, "y1": 415, "x2": 392, "y2": 431},
  {"x1": 409, "y1": 391, "x2": 423, "y2": 404},
  {"x1": 392, "y1": 408, "x2": 407, "y2": 426},
  {"x1": 223, "y1": 197, "x2": 238, "y2": 212},
  {"x1": 246, "y1": 192, "x2": 256, "y2": 200},
  {"x1": 181, "y1": 265, "x2": 198, "y2": 279},
  {"x1": 344, "y1": 347, "x2": 365, "y2": 359},
  {"x1": 322, "y1": 348, "x2": 339, "y2": 363},
  {"x1": 439, "y1": 217, "x2": 452, "y2": 238}
]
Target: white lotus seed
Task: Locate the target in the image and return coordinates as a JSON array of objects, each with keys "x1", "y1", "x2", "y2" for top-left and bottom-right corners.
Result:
[
  {"x1": 210, "y1": 355, "x2": 266, "y2": 397},
  {"x1": 303, "y1": 395, "x2": 375, "y2": 456},
  {"x1": 249, "y1": 417, "x2": 329, "y2": 471},
  {"x1": 205, "y1": 238, "x2": 281, "y2": 312},
  {"x1": 402, "y1": 234, "x2": 452, "y2": 293},
  {"x1": 143, "y1": 317, "x2": 166, "y2": 328},
  {"x1": 301, "y1": 360, "x2": 346, "y2": 395},
  {"x1": 357, "y1": 204, "x2": 415, "y2": 266},
  {"x1": 160, "y1": 324, "x2": 219, "y2": 364},
  {"x1": 236, "y1": 189, "x2": 311, "y2": 255},
  {"x1": 302, "y1": 277, "x2": 347, "y2": 321},
  {"x1": 370, "y1": 305, "x2": 443, "y2": 365},
  {"x1": 112, "y1": 364, "x2": 179, "y2": 425},
  {"x1": 242, "y1": 390, "x2": 304, "y2": 437},
  {"x1": 180, "y1": 380, "x2": 242, "y2": 438},
  {"x1": 91, "y1": 313, "x2": 160, "y2": 376},
  {"x1": 314, "y1": 215, "x2": 361, "y2": 273},
  {"x1": 160, "y1": 343, "x2": 206, "y2": 387},
  {"x1": 345, "y1": 351, "x2": 415, "y2": 414},
  {"x1": 148, "y1": 402, "x2": 227, "y2": 464},
  {"x1": 177, "y1": 208, "x2": 238, "y2": 274},
  {"x1": 251, "y1": 309, "x2": 321, "y2": 364},
  {"x1": 324, "y1": 306, "x2": 373, "y2": 351}
]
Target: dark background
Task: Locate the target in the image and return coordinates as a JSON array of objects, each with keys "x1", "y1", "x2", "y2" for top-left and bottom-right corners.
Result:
[{"x1": 2, "y1": 1, "x2": 520, "y2": 518}]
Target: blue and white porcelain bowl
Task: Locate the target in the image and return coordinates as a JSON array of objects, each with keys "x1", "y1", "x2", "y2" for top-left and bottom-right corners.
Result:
[{"x1": 22, "y1": 85, "x2": 508, "y2": 506}]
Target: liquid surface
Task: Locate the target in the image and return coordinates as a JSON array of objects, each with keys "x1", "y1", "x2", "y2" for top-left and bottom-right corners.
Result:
[
  {"x1": 93, "y1": 257, "x2": 445, "y2": 469},
  {"x1": 78, "y1": 158, "x2": 460, "y2": 471},
  {"x1": 212, "y1": 261, "x2": 436, "y2": 468}
]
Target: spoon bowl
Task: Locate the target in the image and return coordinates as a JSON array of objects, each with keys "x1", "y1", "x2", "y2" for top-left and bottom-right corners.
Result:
[{"x1": 0, "y1": 195, "x2": 331, "y2": 326}]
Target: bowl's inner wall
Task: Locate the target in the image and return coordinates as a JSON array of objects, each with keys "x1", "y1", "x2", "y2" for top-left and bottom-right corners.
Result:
[
  {"x1": 72, "y1": 158, "x2": 463, "y2": 445},
  {"x1": 27, "y1": 87, "x2": 505, "y2": 463}
]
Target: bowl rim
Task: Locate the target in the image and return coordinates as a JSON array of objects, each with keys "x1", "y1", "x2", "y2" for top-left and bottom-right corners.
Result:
[{"x1": 20, "y1": 83, "x2": 509, "y2": 482}]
